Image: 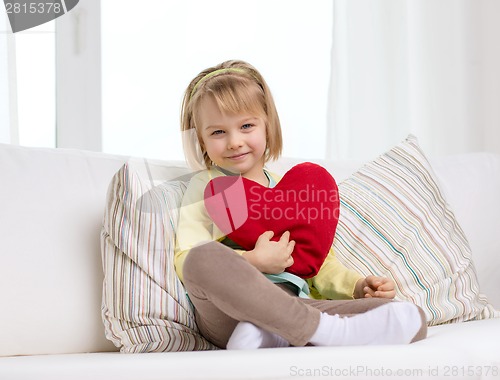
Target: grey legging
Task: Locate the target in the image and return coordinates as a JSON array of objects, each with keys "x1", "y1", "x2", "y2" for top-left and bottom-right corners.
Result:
[{"x1": 182, "y1": 241, "x2": 427, "y2": 348}]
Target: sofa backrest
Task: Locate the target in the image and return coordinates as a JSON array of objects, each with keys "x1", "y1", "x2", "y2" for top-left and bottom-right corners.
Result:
[
  {"x1": 429, "y1": 152, "x2": 500, "y2": 310},
  {"x1": 0, "y1": 144, "x2": 189, "y2": 356}
]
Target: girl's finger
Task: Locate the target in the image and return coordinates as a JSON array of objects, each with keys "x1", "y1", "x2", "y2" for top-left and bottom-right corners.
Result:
[
  {"x1": 364, "y1": 286, "x2": 376, "y2": 296},
  {"x1": 258, "y1": 231, "x2": 274, "y2": 242},
  {"x1": 374, "y1": 290, "x2": 396, "y2": 299},
  {"x1": 377, "y1": 282, "x2": 395, "y2": 291},
  {"x1": 279, "y1": 231, "x2": 290, "y2": 243}
]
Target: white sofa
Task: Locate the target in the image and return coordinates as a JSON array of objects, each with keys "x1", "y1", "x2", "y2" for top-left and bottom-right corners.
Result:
[{"x1": 1, "y1": 142, "x2": 499, "y2": 380}]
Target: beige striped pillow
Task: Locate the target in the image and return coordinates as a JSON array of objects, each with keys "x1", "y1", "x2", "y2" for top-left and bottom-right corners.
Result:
[
  {"x1": 101, "y1": 160, "x2": 216, "y2": 352},
  {"x1": 333, "y1": 135, "x2": 499, "y2": 325}
]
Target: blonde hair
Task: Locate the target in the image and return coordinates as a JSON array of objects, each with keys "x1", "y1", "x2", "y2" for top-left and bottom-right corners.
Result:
[{"x1": 180, "y1": 60, "x2": 282, "y2": 170}]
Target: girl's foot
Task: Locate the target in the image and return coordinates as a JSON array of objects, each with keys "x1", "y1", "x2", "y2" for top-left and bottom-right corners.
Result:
[
  {"x1": 226, "y1": 321, "x2": 290, "y2": 350},
  {"x1": 309, "y1": 301, "x2": 423, "y2": 346}
]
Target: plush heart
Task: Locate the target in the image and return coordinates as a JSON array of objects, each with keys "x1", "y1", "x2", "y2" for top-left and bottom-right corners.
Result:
[{"x1": 203, "y1": 162, "x2": 340, "y2": 278}]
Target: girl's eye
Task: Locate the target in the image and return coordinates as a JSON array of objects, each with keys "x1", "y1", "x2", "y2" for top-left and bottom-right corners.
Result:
[
  {"x1": 211, "y1": 130, "x2": 224, "y2": 136},
  {"x1": 241, "y1": 124, "x2": 253, "y2": 130}
]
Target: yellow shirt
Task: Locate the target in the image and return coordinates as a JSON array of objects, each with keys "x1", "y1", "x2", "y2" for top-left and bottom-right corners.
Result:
[{"x1": 174, "y1": 166, "x2": 363, "y2": 300}]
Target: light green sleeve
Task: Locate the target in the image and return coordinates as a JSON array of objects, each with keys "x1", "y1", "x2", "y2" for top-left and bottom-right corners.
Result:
[
  {"x1": 174, "y1": 169, "x2": 225, "y2": 283},
  {"x1": 307, "y1": 247, "x2": 364, "y2": 300}
]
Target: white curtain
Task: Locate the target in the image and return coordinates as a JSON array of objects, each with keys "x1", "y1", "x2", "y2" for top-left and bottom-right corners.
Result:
[
  {"x1": 0, "y1": 14, "x2": 18, "y2": 145},
  {"x1": 327, "y1": 0, "x2": 500, "y2": 161}
]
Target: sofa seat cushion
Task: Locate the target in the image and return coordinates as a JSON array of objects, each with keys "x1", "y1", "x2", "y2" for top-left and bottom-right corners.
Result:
[{"x1": 1, "y1": 319, "x2": 499, "y2": 380}]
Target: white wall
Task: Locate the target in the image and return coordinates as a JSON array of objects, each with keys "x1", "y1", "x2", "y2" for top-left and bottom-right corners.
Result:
[{"x1": 479, "y1": 0, "x2": 500, "y2": 154}]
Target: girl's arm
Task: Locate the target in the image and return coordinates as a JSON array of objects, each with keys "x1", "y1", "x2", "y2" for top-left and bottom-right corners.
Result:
[
  {"x1": 174, "y1": 172, "x2": 217, "y2": 283},
  {"x1": 307, "y1": 247, "x2": 363, "y2": 300},
  {"x1": 309, "y1": 248, "x2": 396, "y2": 300}
]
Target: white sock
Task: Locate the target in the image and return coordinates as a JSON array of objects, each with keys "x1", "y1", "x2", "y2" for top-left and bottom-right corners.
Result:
[
  {"x1": 226, "y1": 321, "x2": 290, "y2": 350},
  {"x1": 309, "y1": 302, "x2": 422, "y2": 346}
]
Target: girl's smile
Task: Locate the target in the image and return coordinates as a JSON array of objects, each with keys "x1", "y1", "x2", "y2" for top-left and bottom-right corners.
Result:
[{"x1": 227, "y1": 152, "x2": 249, "y2": 160}]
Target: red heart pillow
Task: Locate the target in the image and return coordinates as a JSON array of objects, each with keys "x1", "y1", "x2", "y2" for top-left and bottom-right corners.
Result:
[{"x1": 203, "y1": 162, "x2": 339, "y2": 278}]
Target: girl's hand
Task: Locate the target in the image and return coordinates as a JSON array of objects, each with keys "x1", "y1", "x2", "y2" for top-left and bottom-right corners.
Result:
[
  {"x1": 354, "y1": 275, "x2": 396, "y2": 299},
  {"x1": 243, "y1": 231, "x2": 295, "y2": 274}
]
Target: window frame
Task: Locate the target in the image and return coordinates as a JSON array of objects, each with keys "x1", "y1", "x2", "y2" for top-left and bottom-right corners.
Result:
[{"x1": 55, "y1": 0, "x2": 101, "y2": 151}]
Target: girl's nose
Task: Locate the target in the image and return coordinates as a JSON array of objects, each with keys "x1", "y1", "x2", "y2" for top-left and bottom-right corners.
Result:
[{"x1": 227, "y1": 133, "x2": 243, "y2": 149}]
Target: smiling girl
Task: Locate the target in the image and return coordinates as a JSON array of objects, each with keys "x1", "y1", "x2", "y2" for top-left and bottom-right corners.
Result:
[{"x1": 174, "y1": 60, "x2": 427, "y2": 350}]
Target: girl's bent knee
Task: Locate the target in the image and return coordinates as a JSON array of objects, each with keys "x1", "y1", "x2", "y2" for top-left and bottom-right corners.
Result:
[{"x1": 182, "y1": 241, "x2": 229, "y2": 285}]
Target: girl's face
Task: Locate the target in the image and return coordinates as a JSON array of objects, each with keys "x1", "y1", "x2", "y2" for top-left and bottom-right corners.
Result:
[{"x1": 197, "y1": 95, "x2": 268, "y2": 183}]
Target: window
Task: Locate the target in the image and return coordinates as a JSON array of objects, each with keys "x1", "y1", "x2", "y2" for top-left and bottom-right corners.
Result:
[{"x1": 3, "y1": 20, "x2": 56, "y2": 147}]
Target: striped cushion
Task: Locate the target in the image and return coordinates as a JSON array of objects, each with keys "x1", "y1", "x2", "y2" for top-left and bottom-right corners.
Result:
[
  {"x1": 333, "y1": 135, "x2": 499, "y2": 325},
  {"x1": 101, "y1": 161, "x2": 216, "y2": 352}
]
